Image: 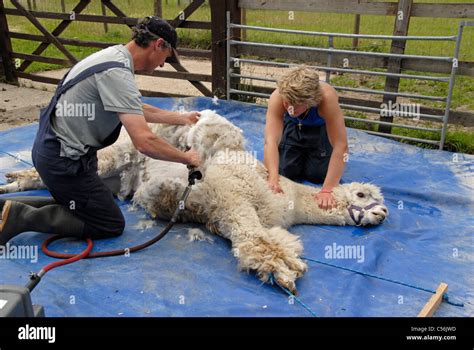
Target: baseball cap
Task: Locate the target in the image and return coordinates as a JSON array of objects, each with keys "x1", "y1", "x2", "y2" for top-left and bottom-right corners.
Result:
[{"x1": 144, "y1": 16, "x2": 178, "y2": 49}]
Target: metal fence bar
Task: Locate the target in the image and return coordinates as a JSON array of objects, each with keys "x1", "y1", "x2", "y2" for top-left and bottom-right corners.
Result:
[
  {"x1": 226, "y1": 11, "x2": 231, "y2": 100},
  {"x1": 230, "y1": 72, "x2": 446, "y2": 101},
  {"x1": 230, "y1": 73, "x2": 276, "y2": 82},
  {"x1": 229, "y1": 88, "x2": 271, "y2": 98},
  {"x1": 344, "y1": 117, "x2": 442, "y2": 132},
  {"x1": 332, "y1": 86, "x2": 446, "y2": 102},
  {"x1": 230, "y1": 40, "x2": 454, "y2": 62},
  {"x1": 228, "y1": 90, "x2": 444, "y2": 144},
  {"x1": 226, "y1": 19, "x2": 462, "y2": 149},
  {"x1": 230, "y1": 57, "x2": 450, "y2": 82},
  {"x1": 326, "y1": 35, "x2": 333, "y2": 83},
  {"x1": 440, "y1": 22, "x2": 467, "y2": 149},
  {"x1": 229, "y1": 90, "x2": 445, "y2": 121},
  {"x1": 339, "y1": 103, "x2": 444, "y2": 121},
  {"x1": 362, "y1": 130, "x2": 441, "y2": 145},
  {"x1": 229, "y1": 23, "x2": 457, "y2": 41}
]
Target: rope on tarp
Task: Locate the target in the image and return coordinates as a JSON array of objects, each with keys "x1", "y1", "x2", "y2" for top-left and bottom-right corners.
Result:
[
  {"x1": 269, "y1": 273, "x2": 318, "y2": 317},
  {"x1": 301, "y1": 256, "x2": 464, "y2": 307},
  {"x1": 0, "y1": 150, "x2": 34, "y2": 167}
]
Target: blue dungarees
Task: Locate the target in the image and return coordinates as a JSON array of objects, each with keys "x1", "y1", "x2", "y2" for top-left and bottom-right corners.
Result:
[
  {"x1": 31, "y1": 62, "x2": 127, "y2": 239},
  {"x1": 278, "y1": 106, "x2": 333, "y2": 183}
]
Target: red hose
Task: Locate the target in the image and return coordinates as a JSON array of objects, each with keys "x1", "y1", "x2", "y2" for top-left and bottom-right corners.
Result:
[
  {"x1": 42, "y1": 221, "x2": 175, "y2": 259},
  {"x1": 28, "y1": 180, "x2": 196, "y2": 291},
  {"x1": 41, "y1": 238, "x2": 93, "y2": 273},
  {"x1": 29, "y1": 221, "x2": 173, "y2": 291}
]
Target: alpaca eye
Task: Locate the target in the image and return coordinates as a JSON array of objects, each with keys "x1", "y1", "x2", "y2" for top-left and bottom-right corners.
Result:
[{"x1": 357, "y1": 192, "x2": 365, "y2": 198}]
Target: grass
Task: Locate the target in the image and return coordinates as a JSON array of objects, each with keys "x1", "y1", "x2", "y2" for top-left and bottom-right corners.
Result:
[
  {"x1": 4, "y1": 0, "x2": 474, "y2": 153},
  {"x1": 393, "y1": 127, "x2": 474, "y2": 153},
  {"x1": 345, "y1": 111, "x2": 474, "y2": 153}
]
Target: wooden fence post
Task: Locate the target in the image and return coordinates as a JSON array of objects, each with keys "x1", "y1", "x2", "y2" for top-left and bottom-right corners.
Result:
[
  {"x1": 228, "y1": 0, "x2": 241, "y2": 95},
  {"x1": 101, "y1": 1, "x2": 108, "y2": 33},
  {"x1": 154, "y1": 0, "x2": 163, "y2": 18},
  {"x1": 352, "y1": 14, "x2": 360, "y2": 49},
  {"x1": 241, "y1": 7, "x2": 246, "y2": 41},
  {"x1": 209, "y1": 0, "x2": 227, "y2": 98},
  {"x1": 0, "y1": 0, "x2": 18, "y2": 84},
  {"x1": 378, "y1": 0, "x2": 413, "y2": 134},
  {"x1": 209, "y1": 0, "x2": 240, "y2": 98}
]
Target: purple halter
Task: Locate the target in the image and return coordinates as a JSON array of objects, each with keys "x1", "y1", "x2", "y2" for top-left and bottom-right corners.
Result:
[{"x1": 347, "y1": 202, "x2": 381, "y2": 226}]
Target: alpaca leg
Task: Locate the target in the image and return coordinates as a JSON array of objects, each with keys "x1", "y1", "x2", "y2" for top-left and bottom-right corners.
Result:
[
  {"x1": 97, "y1": 143, "x2": 147, "y2": 199},
  {"x1": 0, "y1": 147, "x2": 125, "y2": 195},
  {"x1": 132, "y1": 177, "x2": 197, "y2": 221},
  {"x1": 264, "y1": 226, "x2": 307, "y2": 279},
  {"x1": 215, "y1": 204, "x2": 307, "y2": 294},
  {"x1": 0, "y1": 168, "x2": 45, "y2": 193},
  {"x1": 0, "y1": 145, "x2": 132, "y2": 195},
  {"x1": 97, "y1": 144, "x2": 139, "y2": 178}
]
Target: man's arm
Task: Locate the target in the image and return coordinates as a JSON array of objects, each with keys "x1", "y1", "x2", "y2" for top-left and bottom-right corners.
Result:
[
  {"x1": 119, "y1": 113, "x2": 200, "y2": 166},
  {"x1": 142, "y1": 103, "x2": 200, "y2": 125}
]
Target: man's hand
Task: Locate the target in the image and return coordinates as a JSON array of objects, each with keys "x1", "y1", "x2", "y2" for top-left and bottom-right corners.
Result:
[
  {"x1": 267, "y1": 178, "x2": 283, "y2": 194},
  {"x1": 313, "y1": 190, "x2": 336, "y2": 210},
  {"x1": 182, "y1": 111, "x2": 201, "y2": 125},
  {"x1": 184, "y1": 148, "x2": 202, "y2": 168}
]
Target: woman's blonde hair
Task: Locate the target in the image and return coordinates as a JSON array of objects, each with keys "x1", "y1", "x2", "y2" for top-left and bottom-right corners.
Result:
[{"x1": 276, "y1": 65, "x2": 322, "y2": 106}]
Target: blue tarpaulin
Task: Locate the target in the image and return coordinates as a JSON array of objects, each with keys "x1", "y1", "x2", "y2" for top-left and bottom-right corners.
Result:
[{"x1": 1, "y1": 97, "x2": 472, "y2": 316}]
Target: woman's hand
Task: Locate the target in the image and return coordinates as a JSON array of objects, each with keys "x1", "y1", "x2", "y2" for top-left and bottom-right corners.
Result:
[
  {"x1": 313, "y1": 189, "x2": 336, "y2": 210},
  {"x1": 183, "y1": 111, "x2": 201, "y2": 125},
  {"x1": 267, "y1": 178, "x2": 284, "y2": 194}
]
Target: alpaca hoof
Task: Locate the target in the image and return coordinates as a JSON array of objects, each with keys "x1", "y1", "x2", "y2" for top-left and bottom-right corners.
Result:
[
  {"x1": 282, "y1": 255, "x2": 308, "y2": 279},
  {"x1": 5, "y1": 173, "x2": 16, "y2": 183},
  {"x1": 0, "y1": 183, "x2": 15, "y2": 194},
  {"x1": 236, "y1": 233, "x2": 306, "y2": 295},
  {"x1": 276, "y1": 277, "x2": 298, "y2": 295}
]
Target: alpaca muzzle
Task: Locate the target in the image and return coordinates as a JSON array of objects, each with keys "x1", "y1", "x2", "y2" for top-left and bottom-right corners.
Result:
[{"x1": 348, "y1": 202, "x2": 386, "y2": 226}]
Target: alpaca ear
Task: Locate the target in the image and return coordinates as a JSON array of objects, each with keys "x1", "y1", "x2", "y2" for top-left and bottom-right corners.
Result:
[
  {"x1": 348, "y1": 182, "x2": 358, "y2": 192},
  {"x1": 371, "y1": 186, "x2": 384, "y2": 203}
]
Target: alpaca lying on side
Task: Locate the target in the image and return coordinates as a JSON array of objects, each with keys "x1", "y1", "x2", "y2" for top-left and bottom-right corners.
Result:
[{"x1": 0, "y1": 110, "x2": 388, "y2": 293}]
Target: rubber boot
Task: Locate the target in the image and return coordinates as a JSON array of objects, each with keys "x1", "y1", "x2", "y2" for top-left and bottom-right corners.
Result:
[
  {"x1": 0, "y1": 196, "x2": 56, "y2": 213},
  {"x1": 0, "y1": 201, "x2": 85, "y2": 246}
]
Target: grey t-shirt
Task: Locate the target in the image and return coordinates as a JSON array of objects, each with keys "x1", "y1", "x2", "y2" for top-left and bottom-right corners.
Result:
[{"x1": 51, "y1": 45, "x2": 143, "y2": 160}]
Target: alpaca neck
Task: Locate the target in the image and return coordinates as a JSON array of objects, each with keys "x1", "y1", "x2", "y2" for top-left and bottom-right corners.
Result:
[{"x1": 292, "y1": 182, "x2": 352, "y2": 226}]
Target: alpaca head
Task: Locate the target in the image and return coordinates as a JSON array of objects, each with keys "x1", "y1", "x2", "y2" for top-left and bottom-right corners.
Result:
[
  {"x1": 338, "y1": 182, "x2": 388, "y2": 226},
  {"x1": 186, "y1": 109, "x2": 246, "y2": 165}
]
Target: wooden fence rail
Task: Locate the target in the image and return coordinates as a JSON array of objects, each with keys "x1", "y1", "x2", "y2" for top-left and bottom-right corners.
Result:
[
  {"x1": 0, "y1": 0, "x2": 218, "y2": 97},
  {"x1": 1, "y1": 0, "x2": 473, "y2": 128}
]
